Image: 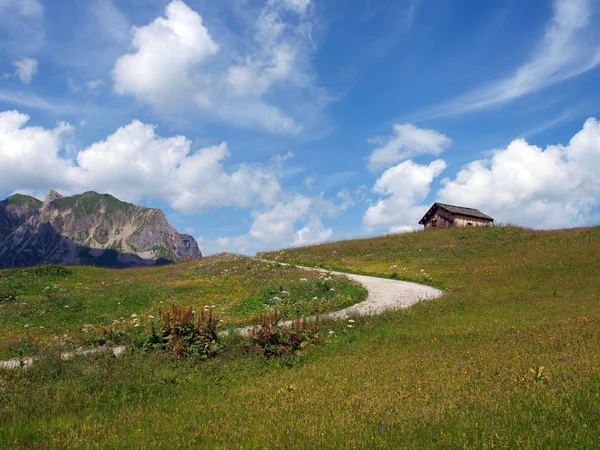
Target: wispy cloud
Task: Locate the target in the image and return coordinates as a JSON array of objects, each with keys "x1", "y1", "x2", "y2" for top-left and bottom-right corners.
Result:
[
  {"x1": 424, "y1": 0, "x2": 600, "y2": 118},
  {"x1": 111, "y1": 0, "x2": 327, "y2": 135}
]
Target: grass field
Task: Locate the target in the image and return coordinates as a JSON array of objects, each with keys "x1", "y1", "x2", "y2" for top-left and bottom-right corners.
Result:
[
  {"x1": 1, "y1": 226, "x2": 599, "y2": 448},
  {"x1": 0, "y1": 255, "x2": 366, "y2": 359}
]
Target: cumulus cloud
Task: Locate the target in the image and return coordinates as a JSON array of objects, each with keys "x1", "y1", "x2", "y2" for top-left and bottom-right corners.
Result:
[
  {"x1": 0, "y1": 110, "x2": 280, "y2": 213},
  {"x1": 113, "y1": 0, "x2": 219, "y2": 108},
  {"x1": 368, "y1": 123, "x2": 451, "y2": 171},
  {"x1": 0, "y1": 111, "x2": 77, "y2": 191},
  {"x1": 13, "y1": 58, "x2": 38, "y2": 84},
  {"x1": 248, "y1": 192, "x2": 349, "y2": 246},
  {"x1": 363, "y1": 159, "x2": 447, "y2": 232},
  {"x1": 428, "y1": 0, "x2": 600, "y2": 117},
  {"x1": 204, "y1": 190, "x2": 350, "y2": 254},
  {"x1": 365, "y1": 118, "x2": 600, "y2": 232},
  {"x1": 438, "y1": 117, "x2": 600, "y2": 228},
  {"x1": 0, "y1": 108, "x2": 349, "y2": 253},
  {"x1": 112, "y1": 0, "x2": 320, "y2": 134}
]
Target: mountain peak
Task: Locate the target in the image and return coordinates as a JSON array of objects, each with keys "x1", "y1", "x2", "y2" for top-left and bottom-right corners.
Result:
[
  {"x1": 43, "y1": 190, "x2": 63, "y2": 208},
  {"x1": 0, "y1": 190, "x2": 202, "y2": 268}
]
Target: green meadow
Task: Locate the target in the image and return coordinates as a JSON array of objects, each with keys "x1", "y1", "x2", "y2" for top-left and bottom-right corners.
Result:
[{"x1": 1, "y1": 226, "x2": 599, "y2": 448}]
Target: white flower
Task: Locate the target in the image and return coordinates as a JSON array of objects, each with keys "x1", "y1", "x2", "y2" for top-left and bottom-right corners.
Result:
[
  {"x1": 420, "y1": 269, "x2": 425, "y2": 273},
  {"x1": 330, "y1": 288, "x2": 335, "y2": 292},
  {"x1": 328, "y1": 330, "x2": 335, "y2": 335},
  {"x1": 313, "y1": 296, "x2": 318, "y2": 300},
  {"x1": 131, "y1": 313, "x2": 137, "y2": 318},
  {"x1": 134, "y1": 323, "x2": 140, "y2": 327},
  {"x1": 347, "y1": 319, "x2": 355, "y2": 323},
  {"x1": 148, "y1": 315, "x2": 154, "y2": 319},
  {"x1": 347, "y1": 325, "x2": 353, "y2": 328}
]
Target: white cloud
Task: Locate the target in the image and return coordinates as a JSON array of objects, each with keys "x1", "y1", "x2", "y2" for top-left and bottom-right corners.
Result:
[
  {"x1": 249, "y1": 195, "x2": 332, "y2": 248},
  {"x1": 368, "y1": 123, "x2": 451, "y2": 171},
  {"x1": 112, "y1": 0, "x2": 321, "y2": 135},
  {"x1": 270, "y1": 151, "x2": 295, "y2": 165},
  {"x1": 0, "y1": 111, "x2": 77, "y2": 191},
  {"x1": 207, "y1": 192, "x2": 344, "y2": 254},
  {"x1": 363, "y1": 159, "x2": 447, "y2": 232},
  {"x1": 0, "y1": 110, "x2": 281, "y2": 213},
  {"x1": 438, "y1": 117, "x2": 600, "y2": 228},
  {"x1": 113, "y1": 0, "x2": 219, "y2": 109},
  {"x1": 428, "y1": 0, "x2": 600, "y2": 117},
  {"x1": 294, "y1": 218, "x2": 332, "y2": 246},
  {"x1": 13, "y1": 58, "x2": 38, "y2": 84},
  {"x1": 76, "y1": 122, "x2": 281, "y2": 212}
]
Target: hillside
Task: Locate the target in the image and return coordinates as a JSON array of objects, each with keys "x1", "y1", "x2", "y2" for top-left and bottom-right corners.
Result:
[
  {"x1": 1, "y1": 226, "x2": 599, "y2": 448},
  {"x1": 0, "y1": 190, "x2": 201, "y2": 268}
]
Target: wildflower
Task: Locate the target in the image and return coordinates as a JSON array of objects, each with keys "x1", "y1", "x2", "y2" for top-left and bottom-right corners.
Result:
[
  {"x1": 131, "y1": 313, "x2": 137, "y2": 318},
  {"x1": 134, "y1": 323, "x2": 140, "y2": 328},
  {"x1": 347, "y1": 325, "x2": 353, "y2": 328},
  {"x1": 148, "y1": 315, "x2": 154, "y2": 319},
  {"x1": 313, "y1": 296, "x2": 318, "y2": 300},
  {"x1": 300, "y1": 278, "x2": 308, "y2": 282},
  {"x1": 420, "y1": 269, "x2": 425, "y2": 273},
  {"x1": 330, "y1": 288, "x2": 335, "y2": 292},
  {"x1": 348, "y1": 319, "x2": 355, "y2": 323},
  {"x1": 328, "y1": 330, "x2": 335, "y2": 335}
]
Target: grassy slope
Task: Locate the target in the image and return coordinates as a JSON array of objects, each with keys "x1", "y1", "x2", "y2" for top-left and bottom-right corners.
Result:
[
  {"x1": 1, "y1": 226, "x2": 599, "y2": 448},
  {"x1": 0, "y1": 255, "x2": 366, "y2": 359}
]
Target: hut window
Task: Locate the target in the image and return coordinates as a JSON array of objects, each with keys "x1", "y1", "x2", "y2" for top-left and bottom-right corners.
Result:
[{"x1": 431, "y1": 218, "x2": 438, "y2": 228}]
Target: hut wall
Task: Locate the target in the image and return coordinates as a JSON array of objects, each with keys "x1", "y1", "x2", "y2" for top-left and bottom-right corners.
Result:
[
  {"x1": 452, "y1": 214, "x2": 492, "y2": 227},
  {"x1": 424, "y1": 212, "x2": 453, "y2": 229}
]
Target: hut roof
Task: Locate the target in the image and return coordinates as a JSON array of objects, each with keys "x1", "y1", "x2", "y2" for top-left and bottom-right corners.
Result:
[{"x1": 419, "y1": 203, "x2": 494, "y2": 225}]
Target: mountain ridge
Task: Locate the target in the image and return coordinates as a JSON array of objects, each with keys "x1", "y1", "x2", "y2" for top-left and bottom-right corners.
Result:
[{"x1": 0, "y1": 190, "x2": 202, "y2": 268}]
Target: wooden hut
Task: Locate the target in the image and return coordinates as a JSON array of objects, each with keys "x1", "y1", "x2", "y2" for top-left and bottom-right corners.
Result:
[{"x1": 419, "y1": 203, "x2": 494, "y2": 229}]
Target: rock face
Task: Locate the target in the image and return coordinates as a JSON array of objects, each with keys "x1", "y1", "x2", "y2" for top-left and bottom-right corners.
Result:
[{"x1": 0, "y1": 191, "x2": 202, "y2": 268}]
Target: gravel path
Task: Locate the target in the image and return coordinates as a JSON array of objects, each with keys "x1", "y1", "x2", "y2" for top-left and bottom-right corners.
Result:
[
  {"x1": 232, "y1": 260, "x2": 444, "y2": 335},
  {"x1": 0, "y1": 262, "x2": 443, "y2": 368}
]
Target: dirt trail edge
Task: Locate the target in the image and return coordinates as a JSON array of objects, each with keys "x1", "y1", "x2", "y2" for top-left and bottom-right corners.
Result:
[{"x1": 0, "y1": 260, "x2": 443, "y2": 368}]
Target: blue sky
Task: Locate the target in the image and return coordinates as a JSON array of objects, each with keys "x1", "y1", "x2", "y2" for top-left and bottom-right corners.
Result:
[{"x1": 1, "y1": 0, "x2": 599, "y2": 255}]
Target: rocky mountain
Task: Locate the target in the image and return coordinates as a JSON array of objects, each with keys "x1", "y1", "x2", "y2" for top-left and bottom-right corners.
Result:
[{"x1": 0, "y1": 191, "x2": 202, "y2": 268}]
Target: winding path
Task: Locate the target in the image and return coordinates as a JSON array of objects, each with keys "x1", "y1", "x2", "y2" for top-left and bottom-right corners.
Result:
[
  {"x1": 0, "y1": 262, "x2": 443, "y2": 369},
  {"x1": 233, "y1": 260, "x2": 444, "y2": 335}
]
